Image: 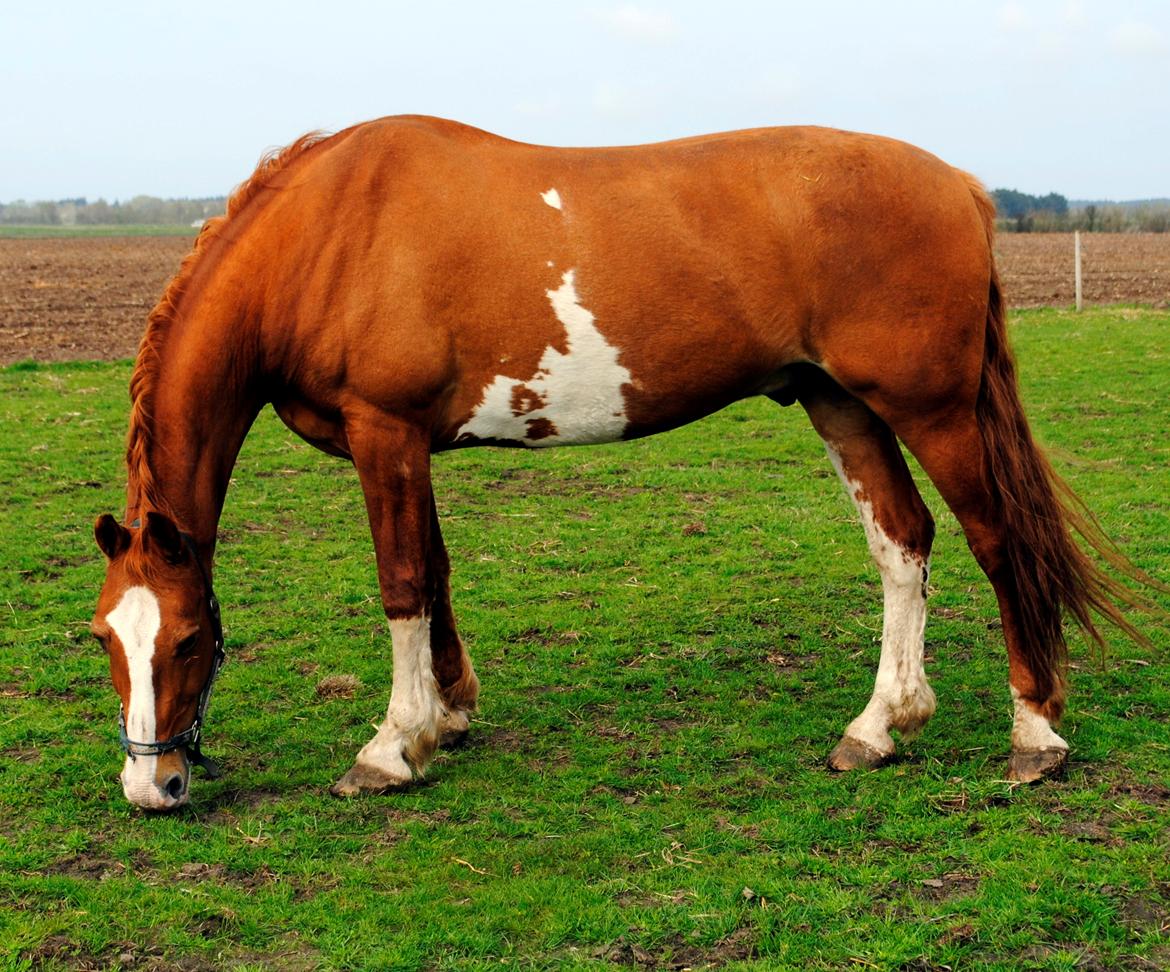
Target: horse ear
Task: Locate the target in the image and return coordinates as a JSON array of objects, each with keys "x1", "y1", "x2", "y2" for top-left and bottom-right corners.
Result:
[
  {"x1": 143, "y1": 511, "x2": 187, "y2": 564},
  {"x1": 94, "y1": 514, "x2": 130, "y2": 560}
]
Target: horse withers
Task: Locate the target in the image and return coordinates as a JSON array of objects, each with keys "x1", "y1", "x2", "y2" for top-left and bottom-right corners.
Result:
[{"x1": 90, "y1": 116, "x2": 1143, "y2": 810}]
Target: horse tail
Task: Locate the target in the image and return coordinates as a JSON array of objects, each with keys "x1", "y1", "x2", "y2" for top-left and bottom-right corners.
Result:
[{"x1": 964, "y1": 176, "x2": 1153, "y2": 707}]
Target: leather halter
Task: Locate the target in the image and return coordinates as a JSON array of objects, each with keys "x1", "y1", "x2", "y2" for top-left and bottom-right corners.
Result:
[{"x1": 117, "y1": 523, "x2": 225, "y2": 779}]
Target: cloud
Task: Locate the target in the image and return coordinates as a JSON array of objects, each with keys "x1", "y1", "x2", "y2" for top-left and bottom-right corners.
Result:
[
  {"x1": 997, "y1": 2, "x2": 1029, "y2": 31},
  {"x1": 1061, "y1": 1, "x2": 1088, "y2": 29},
  {"x1": 1109, "y1": 20, "x2": 1168, "y2": 57},
  {"x1": 591, "y1": 80, "x2": 661, "y2": 120},
  {"x1": 750, "y1": 65, "x2": 802, "y2": 104},
  {"x1": 513, "y1": 94, "x2": 563, "y2": 119},
  {"x1": 591, "y1": 5, "x2": 679, "y2": 44}
]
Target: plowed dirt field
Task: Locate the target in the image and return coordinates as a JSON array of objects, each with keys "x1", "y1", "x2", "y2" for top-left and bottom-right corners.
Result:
[{"x1": 2, "y1": 233, "x2": 1168, "y2": 364}]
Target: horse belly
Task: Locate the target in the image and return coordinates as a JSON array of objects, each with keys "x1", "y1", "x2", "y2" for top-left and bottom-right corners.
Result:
[
  {"x1": 449, "y1": 269, "x2": 635, "y2": 448},
  {"x1": 445, "y1": 276, "x2": 794, "y2": 448}
]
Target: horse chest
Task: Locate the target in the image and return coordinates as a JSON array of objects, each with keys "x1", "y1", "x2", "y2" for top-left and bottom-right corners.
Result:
[{"x1": 273, "y1": 398, "x2": 352, "y2": 459}]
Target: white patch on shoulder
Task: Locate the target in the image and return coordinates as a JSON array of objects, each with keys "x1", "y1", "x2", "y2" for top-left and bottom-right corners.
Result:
[
  {"x1": 107, "y1": 585, "x2": 163, "y2": 799},
  {"x1": 455, "y1": 269, "x2": 632, "y2": 447},
  {"x1": 540, "y1": 187, "x2": 562, "y2": 210}
]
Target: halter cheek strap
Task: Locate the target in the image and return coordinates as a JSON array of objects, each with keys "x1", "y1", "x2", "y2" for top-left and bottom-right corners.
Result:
[{"x1": 118, "y1": 523, "x2": 226, "y2": 779}]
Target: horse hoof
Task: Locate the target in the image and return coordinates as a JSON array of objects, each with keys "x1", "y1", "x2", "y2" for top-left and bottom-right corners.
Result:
[
  {"x1": 1007, "y1": 747, "x2": 1068, "y2": 783},
  {"x1": 329, "y1": 761, "x2": 412, "y2": 797},
  {"x1": 439, "y1": 708, "x2": 471, "y2": 748},
  {"x1": 828, "y1": 736, "x2": 892, "y2": 771}
]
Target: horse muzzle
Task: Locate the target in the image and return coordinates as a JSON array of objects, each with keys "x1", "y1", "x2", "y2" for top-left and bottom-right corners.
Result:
[{"x1": 121, "y1": 749, "x2": 190, "y2": 810}]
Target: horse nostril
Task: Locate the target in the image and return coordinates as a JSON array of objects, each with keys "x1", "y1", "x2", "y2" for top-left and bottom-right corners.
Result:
[{"x1": 162, "y1": 773, "x2": 186, "y2": 801}]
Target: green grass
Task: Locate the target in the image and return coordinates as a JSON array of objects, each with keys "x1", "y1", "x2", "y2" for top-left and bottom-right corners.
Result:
[
  {"x1": 1, "y1": 308, "x2": 1168, "y2": 970},
  {"x1": 0, "y1": 225, "x2": 197, "y2": 238}
]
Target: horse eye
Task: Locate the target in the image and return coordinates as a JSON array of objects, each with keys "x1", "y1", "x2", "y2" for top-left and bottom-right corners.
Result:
[{"x1": 175, "y1": 634, "x2": 200, "y2": 658}]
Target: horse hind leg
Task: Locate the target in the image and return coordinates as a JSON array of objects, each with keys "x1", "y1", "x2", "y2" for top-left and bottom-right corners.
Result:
[
  {"x1": 791, "y1": 374, "x2": 937, "y2": 770},
  {"x1": 896, "y1": 409, "x2": 1070, "y2": 782}
]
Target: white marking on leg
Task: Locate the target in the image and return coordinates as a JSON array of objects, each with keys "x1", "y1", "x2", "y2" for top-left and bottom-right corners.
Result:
[
  {"x1": 455, "y1": 268, "x2": 632, "y2": 447},
  {"x1": 825, "y1": 444, "x2": 935, "y2": 756},
  {"x1": 540, "y1": 187, "x2": 562, "y2": 210},
  {"x1": 106, "y1": 586, "x2": 170, "y2": 805},
  {"x1": 354, "y1": 615, "x2": 446, "y2": 780},
  {"x1": 1011, "y1": 686, "x2": 1068, "y2": 751}
]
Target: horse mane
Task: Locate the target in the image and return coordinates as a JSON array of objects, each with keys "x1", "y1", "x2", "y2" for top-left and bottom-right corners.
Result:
[{"x1": 124, "y1": 130, "x2": 336, "y2": 522}]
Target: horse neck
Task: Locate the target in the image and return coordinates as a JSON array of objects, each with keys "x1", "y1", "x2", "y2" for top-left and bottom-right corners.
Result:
[{"x1": 126, "y1": 299, "x2": 264, "y2": 561}]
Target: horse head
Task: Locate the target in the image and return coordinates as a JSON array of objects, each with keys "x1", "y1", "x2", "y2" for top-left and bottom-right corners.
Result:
[{"x1": 90, "y1": 511, "x2": 224, "y2": 810}]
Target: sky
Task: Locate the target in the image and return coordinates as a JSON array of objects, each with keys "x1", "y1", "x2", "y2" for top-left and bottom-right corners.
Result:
[{"x1": 3, "y1": 0, "x2": 1168, "y2": 202}]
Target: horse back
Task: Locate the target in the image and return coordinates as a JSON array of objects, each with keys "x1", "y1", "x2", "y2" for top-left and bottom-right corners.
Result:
[{"x1": 235, "y1": 117, "x2": 991, "y2": 449}]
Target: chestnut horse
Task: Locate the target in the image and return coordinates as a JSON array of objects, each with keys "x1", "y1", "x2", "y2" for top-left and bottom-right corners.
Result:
[{"x1": 91, "y1": 116, "x2": 1138, "y2": 810}]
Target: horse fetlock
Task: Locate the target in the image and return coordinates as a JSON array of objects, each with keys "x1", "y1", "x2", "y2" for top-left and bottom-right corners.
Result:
[
  {"x1": 1010, "y1": 686, "x2": 1068, "y2": 752},
  {"x1": 439, "y1": 707, "x2": 471, "y2": 747},
  {"x1": 888, "y1": 681, "x2": 937, "y2": 741},
  {"x1": 400, "y1": 721, "x2": 441, "y2": 775},
  {"x1": 441, "y1": 663, "x2": 480, "y2": 714}
]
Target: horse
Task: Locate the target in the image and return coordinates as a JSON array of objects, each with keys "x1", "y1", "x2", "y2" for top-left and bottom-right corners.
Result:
[{"x1": 89, "y1": 115, "x2": 1143, "y2": 810}]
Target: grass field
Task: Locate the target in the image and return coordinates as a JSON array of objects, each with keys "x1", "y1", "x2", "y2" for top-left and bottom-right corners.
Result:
[
  {"x1": 0, "y1": 225, "x2": 197, "y2": 239},
  {"x1": 1, "y1": 308, "x2": 1168, "y2": 970}
]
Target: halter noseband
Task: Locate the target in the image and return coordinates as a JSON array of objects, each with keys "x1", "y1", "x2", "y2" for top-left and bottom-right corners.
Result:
[{"x1": 118, "y1": 524, "x2": 225, "y2": 779}]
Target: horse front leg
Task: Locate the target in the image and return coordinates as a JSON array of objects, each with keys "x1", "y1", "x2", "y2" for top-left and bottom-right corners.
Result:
[{"x1": 330, "y1": 414, "x2": 449, "y2": 796}]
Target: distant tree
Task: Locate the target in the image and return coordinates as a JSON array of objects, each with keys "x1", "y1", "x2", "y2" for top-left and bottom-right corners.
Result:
[{"x1": 992, "y1": 188, "x2": 1070, "y2": 231}]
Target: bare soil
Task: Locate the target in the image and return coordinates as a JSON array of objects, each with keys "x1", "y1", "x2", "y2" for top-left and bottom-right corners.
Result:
[
  {"x1": 0, "y1": 235, "x2": 191, "y2": 364},
  {"x1": 2, "y1": 233, "x2": 1169, "y2": 365},
  {"x1": 994, "y1": 233, "x2": 1170, "y2": 309}
]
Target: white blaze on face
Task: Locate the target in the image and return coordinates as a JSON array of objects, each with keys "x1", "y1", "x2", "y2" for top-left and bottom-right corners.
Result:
[
  {"x1": 455, "y1": 268, "x2": 632, "y2": 447},
  {"x1": 106, "y1": 585, "x2": 163, "y2": 796},
  {"x1": 540, "y1": 187, "x2": 562, "y2": 210}
]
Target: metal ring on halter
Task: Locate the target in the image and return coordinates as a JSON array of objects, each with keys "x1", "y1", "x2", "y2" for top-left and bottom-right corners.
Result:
[{"x1": 118, "y1": 524, "x2": 226, "y2": 779}]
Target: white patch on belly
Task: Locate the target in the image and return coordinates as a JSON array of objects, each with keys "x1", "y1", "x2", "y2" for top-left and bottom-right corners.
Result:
[
  {"x1": 455, "y1": 269, "x2": 632, "y2": 447},
  {"x1": 540, "y1": 188, "x2": 562, "y2": 210},
  {"x1": 106, "y1": 585, "x2": 162, "y2": 796}
]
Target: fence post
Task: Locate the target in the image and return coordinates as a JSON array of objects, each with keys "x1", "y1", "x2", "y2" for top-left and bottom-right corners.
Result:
[{"x1": 1074, "y1": 230, "x2": 1083, "y2": 312}]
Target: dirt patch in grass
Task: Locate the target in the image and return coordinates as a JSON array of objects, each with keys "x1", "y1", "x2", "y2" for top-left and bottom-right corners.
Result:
[
  {"x1": 1108, "y1": 780, "x2": 1170, "y2": 807},
  {"x1": 914, "y1": 872, "x2": 982, "y2": 901},
  {"x1": 21, "y1": 935, "x2": 111, "y2": 970},
  {"x1": 42, "y1": 852, "x2": 126, "y2": 880},
  {"x1": 314, "y1": 673, "x2": 362, "y2": 699},
  {"x1": 594, "y1": 926, "x2": 756, "y2": 969}
]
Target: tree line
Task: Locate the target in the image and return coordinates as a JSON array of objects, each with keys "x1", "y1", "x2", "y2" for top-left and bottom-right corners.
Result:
[
  {"x1": 0, "y1": 196, "x2": 226, "y2": 227},
  {"x1": 991, "y1": 189, "x2": 1170, "y2": 233},
  {"x1": 1, "y1": 190, "x2": 1167, "y2": 232}
]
